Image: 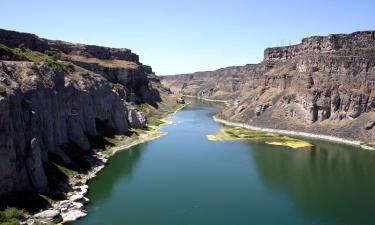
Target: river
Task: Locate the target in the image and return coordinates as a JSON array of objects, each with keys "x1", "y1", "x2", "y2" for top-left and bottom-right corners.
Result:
[{"x1": 73, "y1": 102, "x2": 375, "y2": 225}]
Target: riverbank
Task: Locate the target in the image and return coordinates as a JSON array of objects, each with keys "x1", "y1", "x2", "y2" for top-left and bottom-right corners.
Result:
[
  {"x1": 182, "y1": 95, "x2": 230, "y2": 107},
  {"x1": 24, "y1": 103, "x2": 187, "y2": 225},
  {"x1": 213, "y1": 116, "x2": 375, "y2": 150}
]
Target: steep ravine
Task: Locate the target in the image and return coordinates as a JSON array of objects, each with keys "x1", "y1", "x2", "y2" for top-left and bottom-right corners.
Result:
[
  {"x1": 161, "y1": 31, "x2": 375, "y2": 145},
  {"x1": 0, "y1": 28, "x2": 177, "y2": 220}
]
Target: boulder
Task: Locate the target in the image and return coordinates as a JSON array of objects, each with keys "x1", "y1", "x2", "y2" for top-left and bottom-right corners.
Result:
[
  {"x1": 365, "y1": 120, "x2": 375, "y2": 130},
  {"x1": 127, "y1": 106, "x2": 147, "y2": 128},
  {"x1": 62, "y1": 210, "x2": 87, "y2": 223},
  {"x1": 33, "y1": 209, "x2": 62, "y2": 223}
]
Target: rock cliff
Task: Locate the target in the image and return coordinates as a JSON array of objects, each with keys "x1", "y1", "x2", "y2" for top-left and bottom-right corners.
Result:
[
  {"x1": 161, "y1": 31, "x2": 375, "y2": 144},
  {"x1": 0, "y1": 29, "x2": 169, "y2": 197}
]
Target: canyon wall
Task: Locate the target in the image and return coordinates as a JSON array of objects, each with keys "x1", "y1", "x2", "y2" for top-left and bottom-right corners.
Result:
[
  {"x1": 0, "y1": 29, "x2": 168, "y2": 196},
  {"x1": 161, "y1": 31, "x2": 375, "y2": 143}
]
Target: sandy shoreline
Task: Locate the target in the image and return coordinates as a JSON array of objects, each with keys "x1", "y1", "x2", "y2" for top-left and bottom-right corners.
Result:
[{"x1": 213, "y1": 116, "x2": 375, "y2": 150}]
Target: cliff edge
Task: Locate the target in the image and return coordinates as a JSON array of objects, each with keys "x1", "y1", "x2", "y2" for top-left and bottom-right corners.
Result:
[
  {"x1": 161, "y1": 31, "x2": 375, "y2": 144},
  {"x1": 0, "y1": 29, "x2": 173, "y2": 199}
]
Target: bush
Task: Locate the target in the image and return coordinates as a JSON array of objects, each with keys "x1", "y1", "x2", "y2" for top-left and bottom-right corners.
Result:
[
  {"x1": 110, "y1": 83, "x2": 124, "y2": 92},
  {"x1": 44, "y1": 50, "x2": 61, "y2": 61},
  {"x1": 0, "y1": 207, "x2": 25, "y2": 225},
  {"x1": 18, "y1": 43, "x2": 26, "y2": 52},
  {"x1": 44, "y1": 58, "x2": 68, "y2": 71}
]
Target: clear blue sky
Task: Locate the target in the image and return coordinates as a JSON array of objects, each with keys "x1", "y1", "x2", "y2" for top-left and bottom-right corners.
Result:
[{"x1": 1, "y1": 0, "x2": 375, "y2": 75}]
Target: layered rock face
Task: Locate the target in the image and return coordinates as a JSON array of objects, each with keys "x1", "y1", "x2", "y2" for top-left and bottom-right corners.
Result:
[
  {"x1": 0, "y1": 29, "x2": 164, "y2": 196},
  {"x1": 162, "y1": 31, "x2": 375, "y2": 143}
]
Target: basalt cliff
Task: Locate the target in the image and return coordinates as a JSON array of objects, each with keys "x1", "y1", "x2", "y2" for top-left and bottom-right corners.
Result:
[
  {"x1": 161, "y1": 31, "x2": 375, "y2": 144},
  {"x1": 0, "y1": 29, "x2": 175, "y2": 200}
]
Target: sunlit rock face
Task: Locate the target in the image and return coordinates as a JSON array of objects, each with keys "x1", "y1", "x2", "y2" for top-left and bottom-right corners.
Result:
[{"x1": 161, "y1": 31, "x2": 375, "y2": 142}]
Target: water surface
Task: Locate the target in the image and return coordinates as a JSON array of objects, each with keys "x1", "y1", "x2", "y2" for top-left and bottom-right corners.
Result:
[{"x1": 74, "y1": 103, "x2": 375, "y2": 225}]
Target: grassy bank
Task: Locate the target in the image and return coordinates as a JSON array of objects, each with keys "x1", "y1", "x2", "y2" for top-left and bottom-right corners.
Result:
[
  {"x1": 108, "y1": 103, "x2": 187, "y2": 155},
  {"x1": 213, "y1": 116, "x2": 375, "y2": 150},
  {"x1": 207, "y1": 126, "x2": 313, "y2": 149}
]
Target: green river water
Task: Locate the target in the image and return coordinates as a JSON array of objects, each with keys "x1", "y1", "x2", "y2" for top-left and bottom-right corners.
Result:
[{"x1": 73, "y1": 102, "x2": 375, "y2": 225}]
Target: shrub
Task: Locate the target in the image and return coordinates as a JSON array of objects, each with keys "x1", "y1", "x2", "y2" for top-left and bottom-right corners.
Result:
[
  {"x1": 18, "y1": 43, "x2": 26, "y2": 52},
  {"x1": 44, "y1": 58, "x2": 68, "y2": 71},
  {"x1": 0, "y1": 207, "x2": 25, "y2": 225},
  {"x1": 44, "y1": 50, "x2": 61, "y2": 61},
  {"x1": 110, "y1": 83, "x2": 124, "y2": 92}
]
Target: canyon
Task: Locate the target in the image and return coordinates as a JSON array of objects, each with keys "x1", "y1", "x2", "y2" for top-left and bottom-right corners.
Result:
[
  {"x1": 161, "y1": 31, "x2": 375, "y2": 145},
  {"x1": 1, "y1": 28, "x2": 375, "y2": 224},
  {"x1": 0, "y1": 28, "x2": 176, "y2": 203}
]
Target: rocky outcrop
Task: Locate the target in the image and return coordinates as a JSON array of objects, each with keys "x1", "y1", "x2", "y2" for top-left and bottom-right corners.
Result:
[
  {"x1": 0, "y1": 28, "x2": 139, "y2": 62},
  {"x1": 0, "y1": 28, "x2": 168, "y2": 197},
  {"x1": 33, "y1": 209, "x2": 62, "y2": 223},
  {"x1": 0, "y1": 61, "x2": 128, "y2": 196},
  {"x1": 161, "y1": 30, "x2": 375, "y2": 143},
  {"x1": 127, "y1": 106, "x2": 147, "y2": 128}
]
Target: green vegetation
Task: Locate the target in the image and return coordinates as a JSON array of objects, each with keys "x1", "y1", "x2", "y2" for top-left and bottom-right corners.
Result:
[
  {"x1": 0, "y1": 44, "x2": 17, "y2": 58},
  {"x1": 53, "y1": 163, "x2": 78, "y2": 177},
  {"x1": 44, "y1": 58, "x2": 69, "y2": 71},
  {"x1": 136, "y1": 103, "x2": 163, "y2": 117},
  {"x1": 207, "y1": 127, "x2": 313, "y2": 149},
  {"x1": 88, "y1": 135, "x2": 121, "y2": 154},
  {"x1": 101, "y1": 59, "x2": 116, "y2": 65},
  {"x1": 0, "y1": 43, "x2": 69, "y2": 71},
  {"x1": 0, "y1": 207, "x2": 25, "y2": 225},
  {"x1": 44, "y1": 50, "x2": 61, "y2": 61},
  {"x1": 110, "y1": 83, "x2": 124, "y2": 92},
  {"x1": 0, "y1": 85, "x2": 6, "y2": 96},
  {"x1": 147, "y1": 117, "x2": 164, "y2": 127},
  {"x1": 33, "y1": 222, "x2": 57, "y2": 225}
]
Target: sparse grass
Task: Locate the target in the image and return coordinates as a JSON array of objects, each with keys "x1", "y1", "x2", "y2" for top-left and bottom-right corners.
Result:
[
  {"x1": 101, "y1": 59, "x2": 116, "y2": 65},
  {"x1": 149, "y1": 80, "x2": 170, "y2": 93},
  {"x1": 0, "y1": 43, "x2": 69, "y2": 71},
  {"x1": 13, "y1": 47, "x2": 46, "y2": 62},
  {"x1": 0, "y1": 85, "x2": 6, "y2": 96},
  {"x1": 0, "y1": 44, "x2": 16, "y2": 58},
  {"x1": 265, "y1": 140, "x2": 312, "y2": 148},
  {"x1": 207, "y1": 127, "x2": 313, "y2": 149},
  {"x1": 33, "y1": 222, "x2": 57, "y2": 225},
  {"x1": 136, "y1": 103, "x2": 162, "y2": 117},
  {"x1": 88, "y1": 135, "x2": 121, "y2": 153},
  {"x1": 147, "y1": 117, "x2": 164, "y2": 127},
  {"x1": 44, "y1": 58, "x2": 69, "y2": 71},
  {"x1": 53, "y1": 163, "x2": 78, "y2": 177},
  {"x1": 0, "y1": 207, "x2": 25, "y2": 225},
  {"x1": 110, "y1": 83, "x2": 124, "y2": 92}
]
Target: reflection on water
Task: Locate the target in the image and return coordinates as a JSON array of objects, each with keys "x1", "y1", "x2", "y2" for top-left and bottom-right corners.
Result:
[
  {"x1": 85, "y1": 144, "x2": 145, "y2": 204},
  {"x1": 252, "y1": 141, "x2": 375, "y2": 224},
  {"x1": 74, "y1": 103, "x2": 375, "y2": 225}
]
